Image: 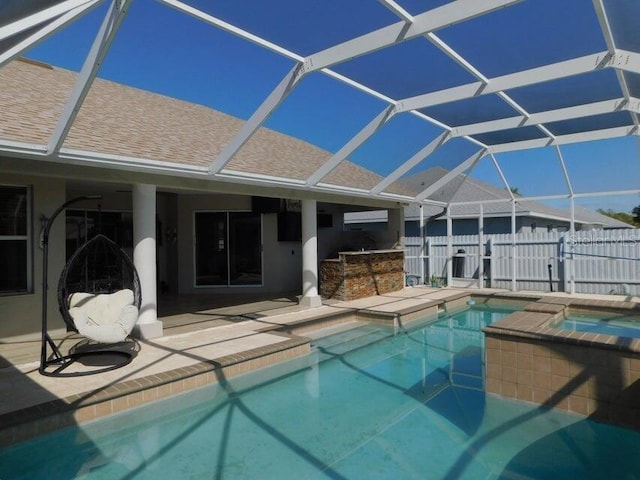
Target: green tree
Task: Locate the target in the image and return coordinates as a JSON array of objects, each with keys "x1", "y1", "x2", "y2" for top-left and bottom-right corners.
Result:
[
  {"x1": 598, "y1": 208, "x2": 640, "y2": 227},
  {"x1": 633, "y1": 205, "x2": 640, "y2": 225}
]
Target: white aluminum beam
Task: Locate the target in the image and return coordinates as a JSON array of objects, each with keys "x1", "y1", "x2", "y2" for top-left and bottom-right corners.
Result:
[
  {"x1": 415, "y1": 149, "x2": 486, "y2": 202},
  {"x1": 397, "y1": 52, "x2": 611, "y2": 112},
  {"x1": 208, "y1": 63, "x2": 305, "y2": 174},
  {"x1": 592, "y1": 0, "x2": 616, "y2": 54},
  {"x1": 488, "y1": 125, "x2": 637, "y2": 153},
  {"x1": 628, "y1": 98, "x2": 640, "y2": 114},
  {"x1": 452, "y1": 98, "x2": 627, "y2": 137},
  {"x1": 575, "y1": 189, "x2": 640, "y2": 198},
  {"x1": 448, "y1": 189, "x2": 640, "y2": 205},
  {"x1": 593, "y1": 1, "x2": 640, "y2": 129},
  {"x1": 0, "y1": 1, "x2": 101, "y2": 68},
  {"x1": 511, "y1": 199, "x2": 517, "y2": 292},
  {"x1": 306, "y1": 105, "x2": 397, "y2": 186},
  {"x1": 304, "y1": 0, "x2": 522, "y2": 72},
  {"x1": 0, "y1": 0, "x2": 98, "y2": 42},
  {"x1": 617, "y1": 50, "x2": 640, "y2": 75},
  {"x1": 156, "y1": 0, "x2": 302, "y2": 62},
  {"x1": 377, "y1": 0, "x2": 413, "y2": 22},
  {"x1": 370, "y1": 130, "x2": 451, "y2": 195},
  {"x1": 425, "y1": 32, "x2": 556, "y2": 143},
  {"x1": 490, "y1": 154, "x2": 515, "y2": 201},
  {"x1": 554, "y1": 146, "x2": 574, "y2": 196},
  {"x1": 47, "y1": 0, "x2": 132, "y2": 155}
]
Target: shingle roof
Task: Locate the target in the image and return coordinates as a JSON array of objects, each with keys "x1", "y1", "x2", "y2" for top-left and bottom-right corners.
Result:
[
  {"x1": 349, "y1": 167, "x2": 633, "y2": 228},
  {"x1": 0, "y1": 58, "x2": 412, "y2": 196}
]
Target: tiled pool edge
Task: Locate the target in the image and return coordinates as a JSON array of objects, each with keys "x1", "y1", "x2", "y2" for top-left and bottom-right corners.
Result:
[
  {"x1": 0, "y1": 335, "x2": 310, "y2": 448},
  {"x1": 0, "y1": 294, "x2": 455, "y2": 447},
  {"x1": 483, "y1": 298, "x2": 640, "y2": 432}
]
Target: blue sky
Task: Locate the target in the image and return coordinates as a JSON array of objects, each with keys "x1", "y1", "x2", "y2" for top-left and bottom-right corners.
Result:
[{"x1": 22, "y1": 0, "x2": 640, "y2": 213}]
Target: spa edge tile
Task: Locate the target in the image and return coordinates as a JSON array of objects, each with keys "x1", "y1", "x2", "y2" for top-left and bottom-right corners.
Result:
[
  {"x1": 516, "y1": 384, "x2": 533, "y2": 402},
  {"x1": 502, "y1": 381, "x2": 517, "y2": 398},
  {"x1": 533, "y1": 372, "x2": 551, "y2": 390}
]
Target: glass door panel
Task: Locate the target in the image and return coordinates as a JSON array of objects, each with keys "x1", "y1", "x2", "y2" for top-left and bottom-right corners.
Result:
[
  {"x1": 195, "y1": 212, "x2": 228, "y2": 286},
  {"x1": 229, "y1": 212, "x2": 262, "y2": 285}
]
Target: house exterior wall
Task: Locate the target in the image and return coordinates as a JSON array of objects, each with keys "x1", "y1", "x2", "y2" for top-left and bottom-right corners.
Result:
[
  {"x1": 175, "y1": 195, "x2": 349, "y2": 295},
  {"x1": 1, "y1": 174, "x2": 66, "y2": 338},
  {"x1": 404, "y1": 217, "x2": 571, "y2": 236},
  {"x1": 0, "y1": 169, "x2": 394, "y2": 338}
]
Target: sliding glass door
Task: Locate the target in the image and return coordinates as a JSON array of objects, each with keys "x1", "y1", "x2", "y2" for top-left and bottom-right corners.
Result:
[{"x1": 195, "y1": 212, "x2": 262, "y2": 287}]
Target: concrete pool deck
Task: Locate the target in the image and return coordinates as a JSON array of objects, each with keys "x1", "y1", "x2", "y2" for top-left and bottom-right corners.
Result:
[{"x1": 1, "y1": 287, "x2": 638, "y2": 446}]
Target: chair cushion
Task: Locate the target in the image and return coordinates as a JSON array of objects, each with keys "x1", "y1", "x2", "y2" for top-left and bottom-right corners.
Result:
[{"x1": 68, "y1": 289, "x2": 137, "y2": 343}]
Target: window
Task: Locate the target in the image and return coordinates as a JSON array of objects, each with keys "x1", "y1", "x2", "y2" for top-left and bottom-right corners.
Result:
[
  {"x1": 66, "y1": 210, "x2": 133, "y2": 260},
  {"x1": 0, "y1": 186, "x2": 30, "y2": 294}
]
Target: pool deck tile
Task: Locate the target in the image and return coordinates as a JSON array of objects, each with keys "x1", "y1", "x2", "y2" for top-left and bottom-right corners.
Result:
[{"x1": 2, "y1": 286, "x2": 639, "y2": 446}]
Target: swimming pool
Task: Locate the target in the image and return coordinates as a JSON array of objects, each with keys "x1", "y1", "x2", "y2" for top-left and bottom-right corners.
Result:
[
  {"x1": 2, "y1": 306, "x2": 640, "y2": 479},
  {"x1": 557, "y1": 312, "x2": 640, "y2": 339}
]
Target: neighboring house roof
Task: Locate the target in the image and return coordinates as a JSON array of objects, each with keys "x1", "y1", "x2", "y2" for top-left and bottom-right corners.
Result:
[
  {"x1": 347, "y1": 167, "x2": 633, "y2": 228},
  {"x1": 0, "y1": 58, "x2": 413, "y2": 197}
]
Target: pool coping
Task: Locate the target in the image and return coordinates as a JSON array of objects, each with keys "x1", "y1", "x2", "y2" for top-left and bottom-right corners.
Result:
[
  {"x1": 4, "y1": 289, "x2": 637, "y2": 446},
  {"x1": 0, "y1": 289, "x2": 468, "y2": 447},
  {"x1": 0, "y1": 333, "x2": 311, "y2": 446},
  {"x1": 483, "y1": 296, "x2": 640, "y2": 354}
]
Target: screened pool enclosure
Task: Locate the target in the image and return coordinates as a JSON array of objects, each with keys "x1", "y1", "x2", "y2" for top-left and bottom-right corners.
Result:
[{"x1": 1, "y1": 0, "x2": 639, "y2": 295}]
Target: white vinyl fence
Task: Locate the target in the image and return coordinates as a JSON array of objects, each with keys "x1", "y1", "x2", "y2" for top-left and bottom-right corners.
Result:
[{"x1": 404, "y1": 229, "x2": 640, "y2": 295}]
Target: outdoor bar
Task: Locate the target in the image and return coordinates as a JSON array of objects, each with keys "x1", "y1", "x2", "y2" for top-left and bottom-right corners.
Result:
[{"x1": 319, "y1": 249, "x2": 404, "y2": 301}]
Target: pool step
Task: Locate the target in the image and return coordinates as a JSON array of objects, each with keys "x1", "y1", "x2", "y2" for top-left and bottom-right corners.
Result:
[{"x1": 313, "y1": 327, "x2": 393, "y2": 358}]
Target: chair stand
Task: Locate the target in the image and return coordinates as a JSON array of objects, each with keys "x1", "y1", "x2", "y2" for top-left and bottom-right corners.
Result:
[{"x1": 39, "y1": 334, "x2": 133, "y2": 377}]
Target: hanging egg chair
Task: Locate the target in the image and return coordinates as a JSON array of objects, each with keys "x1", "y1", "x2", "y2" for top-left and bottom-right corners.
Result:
[
  {"x1": 39, "y1": 195, "x2": 142, "y2": 376},
  {"x1": 58, "y1": 234, "x2": 142, "y2": 344}
]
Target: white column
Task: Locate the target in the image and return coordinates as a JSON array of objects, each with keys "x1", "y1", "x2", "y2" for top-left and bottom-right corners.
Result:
[
  {"x1": 511, "y1": 200, "x2": 517, "y2": 292},
  {"x1": 478, "y1": 204, "x2": 484, "y2": 289},
  {"x1": 446, "y1": 207, "x2": 452, "y2": 287},
  {"x1": 387, "y1": 207, "x2": 405, "y2": 249},
  {"x1": 419, "y1": 204, "x2": 425, "y2": 284},
  {"x1": 569, "y1": 196, "x2": 576, "y2": 295},
  {"x1": 300, "y1": 198, "x2": 322, "y2": 307},
  {"x1": 132, "y1": 183, "x2": 163, "y2": 339}
]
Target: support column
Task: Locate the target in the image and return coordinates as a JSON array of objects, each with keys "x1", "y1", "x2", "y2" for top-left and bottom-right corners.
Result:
[
  {"x1": 387, "y1": 206, "x2": 405, "y2": 249},
  {"x1": 300, "y1": 198, "x2": 322, "y2": 308},
  {"x1": 419, "y1": 204, "x2": 425, "y2": 284},
  {"x1": 569, "y1": 196, "x2": 576, "y2": 295},
  {"x1": 132, "y1": 183, "x2": 163, "y2": 339},
  {"x1": 511, "y1": 200, "x2": 517, "y2": 292},
  {"x1": 446, "y1": 207, "x2": 452, "y2": 287},
  {"x1": 478, "y1": 204, "x2": 484, "y2": 289}
]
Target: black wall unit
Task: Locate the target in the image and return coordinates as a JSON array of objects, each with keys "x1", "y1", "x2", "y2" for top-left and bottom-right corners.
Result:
[
  {"x1": 251, "y1": 196, "x2": 281, "y2": 213},
  {"x1": 277, "y1": 212, "x2": 301, "y2": 242},
  {"x1": 317, "y1": 213, "x2": 333, "y2": 228}
]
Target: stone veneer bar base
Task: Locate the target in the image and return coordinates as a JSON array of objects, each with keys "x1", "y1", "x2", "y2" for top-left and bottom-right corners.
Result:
[
  {"x1": 484, "y1": 297, "x2": 640, "y2": 431},
  {"x1": 320, "y1": 250, "x2": 404, "y2": 301}
]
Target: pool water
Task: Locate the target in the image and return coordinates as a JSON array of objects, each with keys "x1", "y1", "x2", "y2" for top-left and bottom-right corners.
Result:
[
  {"x1": 2, "y1": 307, "x2": 640, "y2": 479},
  {"x1": 558, "y1": 313, "x2": 640, "y2": 339}
]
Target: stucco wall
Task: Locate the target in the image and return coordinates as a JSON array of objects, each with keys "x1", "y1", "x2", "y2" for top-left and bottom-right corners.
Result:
[{"x1": 1, "y1": 174, "x2": 66, "y2": 338}]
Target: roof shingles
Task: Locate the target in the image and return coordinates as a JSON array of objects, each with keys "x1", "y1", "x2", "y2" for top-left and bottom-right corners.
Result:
[{"x1": 0, "y1": 59, "x2": 411, "y2": 196}]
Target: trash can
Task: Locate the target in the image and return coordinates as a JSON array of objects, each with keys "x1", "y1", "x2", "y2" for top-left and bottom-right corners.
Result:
[{"x1": 453, "y1": 248, "x2": 465, "y2": 277}]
